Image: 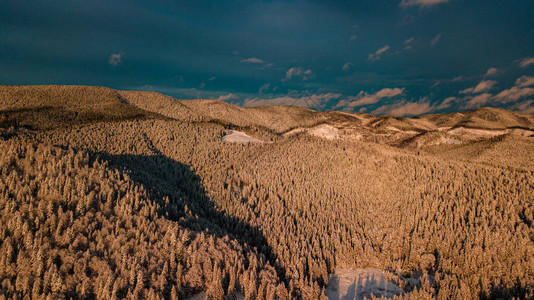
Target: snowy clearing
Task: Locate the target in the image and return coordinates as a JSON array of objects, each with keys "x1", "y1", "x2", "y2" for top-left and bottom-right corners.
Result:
[{"x1": 326, "y1": 268, "x2": 404, "y2": 300}]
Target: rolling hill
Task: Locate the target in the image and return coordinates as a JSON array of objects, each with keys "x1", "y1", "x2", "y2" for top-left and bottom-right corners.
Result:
[{"x1": 1, "y1": 85, "x2": 533, "y2": 299}]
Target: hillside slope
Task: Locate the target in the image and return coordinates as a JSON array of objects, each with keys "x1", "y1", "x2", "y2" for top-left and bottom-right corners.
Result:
[{"x1": 0, "y1": 85, "x2": 162, "y2": 130}]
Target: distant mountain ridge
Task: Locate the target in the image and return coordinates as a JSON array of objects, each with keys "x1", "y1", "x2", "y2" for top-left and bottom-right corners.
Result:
[{"x1": 1, "y1": 85, "x2": 533, "y2": 146}]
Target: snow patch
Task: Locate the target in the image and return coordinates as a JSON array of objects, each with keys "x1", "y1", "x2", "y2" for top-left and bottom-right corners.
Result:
[
  {"x1": 221, "y1": 130, "x2": 265, "y2": 143},
  {"x1": 385, "y1": 126, "x2": 419, "y2": 135},
  {"x1": 448, "y1": 127, "x2": 506, "y2": 137},
  {"x1": 326, "y1": 268, "x2": 404, "y2": 300},
  {"x1": 442, "y1": 137, "x2": 462, "y2": 145},
  {"x1": 284, "y1": 124, "x2": 340, "y2": 140},
  {"x1": 308, "y1": 124, "x2": 339, "y2": 140}
]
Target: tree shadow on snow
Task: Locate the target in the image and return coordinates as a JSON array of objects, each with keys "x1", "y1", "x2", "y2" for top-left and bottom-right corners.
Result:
[{"x1": 88, "y1": 150, "x2": 288, "y2": 285}]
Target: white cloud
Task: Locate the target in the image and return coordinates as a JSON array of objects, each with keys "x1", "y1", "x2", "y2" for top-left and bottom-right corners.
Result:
[
  {"x1": 463, "y1": 93, "x2": 493, "y2": 109},
  {"x1": 108, "y1": 52, "x2": 124, "y2": 66},
  {"x1": 282, "y1": 67, "x2": 313, "y2": 81},
  {"x1": 350, "y1": 35, "x2": 358, "y2": 41},
  {"x1": 484, "y1": 67, "x2": 498, "y2": 76},
  {"x1": 335, "y1": 88, "x2": 404, "y2": 108},
  {"x1": 515, "y1": 76, "x2": 534, "y2": 88},
  {"x1": 342, "y1": 62, "x2": 352, "y2": 71},
  {"x1": 216, "y1": 93, "x2": 238, "y2": 102},
  {"x1": 244, "y1": 93, "x2": 341, "y2": 108},
  {"x1": 368, "y1": 45, "x2": 390, "y2": 61},
  {"x1": 460, "y1": 80, "x2": 497, "y2": 94},
  {"x1": 241, "y1": 57, "x2": 265, "y2": 64},
  {"x1": 209, "y1": 77, "x2": 216, "y2": 81},
  {"x1": 430, "y1": 34, "x2": 441, "y2": 46},
  {"x1": 519, "y1": 57, "x2": 534, "y2": 68},
  {"x1": 372, "y1": 99, "x2": 433, "y2": 116},
  {"x1": 400, "y1": 0, "x2": 451, "y2": 8}
]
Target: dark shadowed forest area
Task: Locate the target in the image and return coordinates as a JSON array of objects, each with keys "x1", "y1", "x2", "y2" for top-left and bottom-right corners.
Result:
[{"x1": 1, "y1": 86, "x2": 533, "y2": 299}]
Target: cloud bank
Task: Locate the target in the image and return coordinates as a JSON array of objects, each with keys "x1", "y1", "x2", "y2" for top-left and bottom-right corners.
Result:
[{"x1": 461, "y1": 76, "x2": 534, "y2": 109}]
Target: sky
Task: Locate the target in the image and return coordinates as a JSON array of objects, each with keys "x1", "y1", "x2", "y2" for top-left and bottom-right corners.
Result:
[{"x1": 1, "y1": 0, "x2": 534, "y2": 116}]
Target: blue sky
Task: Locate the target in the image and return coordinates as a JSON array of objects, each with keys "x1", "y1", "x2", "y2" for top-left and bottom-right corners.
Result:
[{"x1": 1, "y1": 0, "x2": 534, "y2": 115}]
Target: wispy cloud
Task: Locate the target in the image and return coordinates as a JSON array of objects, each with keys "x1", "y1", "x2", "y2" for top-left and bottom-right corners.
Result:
[
  {"x1": 241, "y1": 57, "x2": 273, "y2": 68},
  {"x1": 342, "y1": 62, "x2": 352, "y2": 71},
  {"x1": 430, "y1": 34, "x2": 441, "y2": 46},
  {"x1": 400, "y1": 0, "x2": 452, "y2": 8},
  {"x1": 108, "y1": 52, "x2": 124, "y2": 66},
  {"x1": 518, "y1": 57, "x2": 534, "y2": 68},
  {"x1": 372, "y1": 99, "x2": 433, "y2": 116},
  {"x1": 493, "y1": 86, "x2": 534, "y2": 103},
  {"x1": 258, "y1": 83, "x2": 271, "y2": 94},
  {"x1": 436, "y1": 96, "x2": 457, "y2": 110},
  {"x1": 511, "y1": 100, "x2": 534, "y2": 114},
  {"x1": 350, "y1": 35, "x2": 358, "y2": 41},
  {"x1": 335, "y1": 88, "x2": 404, "y2": 108},
  {"x1": 484, "y1": 67, "x2": 498, "y2": 76},
  {"x1": 241, "y1": 57, "x2": 265, "y2": 64},
  {"x1": 244, "y1": 93, "x2": 341, "y2": 109},
  {"x1": 368, "y1": 45, "x2": 390, "y2": 61},
  {"x1": 464, "y1": 93, "x2": 493, "y2": 109},
  {"x1": 216, "y1": 93, "x2": 238, "y2": 101},
  {"x1": 515, "y1": 76, "x2": 534, "y2": 88},
  {"x1": 404, "y1": 37, "x2": 414, "y2": 50},
  {"x1": 460, "y1": 80, "x2": 497, "y2": 94},
  {"x1": 460, "y1": 76, "x2": 534, "y2": 109},
  {"x1": 282, "y1": 67, "x2": 313, "y2": 81}
]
